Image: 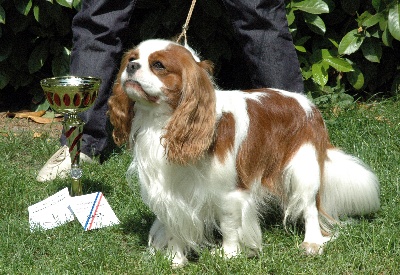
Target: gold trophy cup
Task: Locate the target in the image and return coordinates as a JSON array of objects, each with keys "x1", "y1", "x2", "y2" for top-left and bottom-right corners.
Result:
[{"x1": 40, "y1": 76, "x2": 101, "y2": 196}]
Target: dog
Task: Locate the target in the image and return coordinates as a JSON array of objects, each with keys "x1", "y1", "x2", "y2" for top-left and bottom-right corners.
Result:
[{"x1": 108, "y1": 39, "x2": 380, "y2": 267}]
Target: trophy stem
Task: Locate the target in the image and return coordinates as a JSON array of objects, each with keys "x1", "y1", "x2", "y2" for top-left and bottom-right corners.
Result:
[
  {"x1": 64, "y1": 113, "x2": 84, "y2": 196},
  {"x1": 71, "y1": 173, "x2": 83, "y2": 196}
]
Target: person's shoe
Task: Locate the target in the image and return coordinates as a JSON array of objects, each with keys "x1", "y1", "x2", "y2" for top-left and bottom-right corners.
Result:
[{"x1": 36, "y1": 145, "x2": 92, "y2": 182}]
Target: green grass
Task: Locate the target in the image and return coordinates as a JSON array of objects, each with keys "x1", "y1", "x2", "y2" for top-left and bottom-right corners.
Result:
[{"x1": 1, "y1": 99, "x2": 399, "y2": 274}]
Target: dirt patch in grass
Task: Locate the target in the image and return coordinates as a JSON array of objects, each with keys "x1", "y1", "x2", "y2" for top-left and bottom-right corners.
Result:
[
  {"x1": 0, "y1": 89, "x2": 63, "y2": 139},
  {"x1": 0, "y1": 111, "x2": 63, "y2": 139}
]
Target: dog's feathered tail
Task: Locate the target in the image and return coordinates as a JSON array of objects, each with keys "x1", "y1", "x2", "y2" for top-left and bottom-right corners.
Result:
[{"x1": 320, "y1": 148, "x2": 380, "y2": 222}]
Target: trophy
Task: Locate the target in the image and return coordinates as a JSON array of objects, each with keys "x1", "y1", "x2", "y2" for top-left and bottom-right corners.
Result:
[{"x1": 40, "y1": 76, "x2": 101, "y2": 196}]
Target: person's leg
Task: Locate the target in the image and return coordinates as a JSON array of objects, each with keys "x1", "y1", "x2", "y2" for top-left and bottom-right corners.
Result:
[
  {"x1": 221, "y1": 0, "x2": 304, "y2": 92},
  {"x1": 62, "y1": 0, "x2": 137, "y2": 157},
  {"x1": 37, "y1": 0, "x2": 137, "y2": 182}
]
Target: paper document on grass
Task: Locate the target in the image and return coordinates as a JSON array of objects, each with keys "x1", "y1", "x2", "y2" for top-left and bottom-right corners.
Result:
[
  {"x1": 69, "y1": 192, "x2": 120, "y2": 231},
  {"x1": 28, "y1": 187, "x2": 75, "y2": 231}
]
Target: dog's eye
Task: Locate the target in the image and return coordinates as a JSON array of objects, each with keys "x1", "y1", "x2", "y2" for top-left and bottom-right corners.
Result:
[{"x1": 152, "y1": 61, "x2": 165, "y2": 70}]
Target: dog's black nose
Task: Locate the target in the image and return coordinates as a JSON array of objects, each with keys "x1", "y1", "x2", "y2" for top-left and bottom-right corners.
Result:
[{"x1": 126, "y1": 62, "x2": 141, "y2": 74}]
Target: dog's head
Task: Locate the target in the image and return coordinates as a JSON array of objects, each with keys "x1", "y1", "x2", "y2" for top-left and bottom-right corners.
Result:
[{"x1": 108, "y1": 39, "x2": 216, "y2": 164}]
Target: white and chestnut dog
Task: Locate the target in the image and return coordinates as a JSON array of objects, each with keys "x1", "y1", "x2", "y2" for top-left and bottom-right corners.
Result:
[{"x1": 108, "y1": 39, "x2": 380, "y2": 267}]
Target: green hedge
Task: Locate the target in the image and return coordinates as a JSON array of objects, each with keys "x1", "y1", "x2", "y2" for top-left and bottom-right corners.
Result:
[
  {"x1": 0, "y1": 0, "x2": 78, "y2": 106},
  {"x1": 0, "y1": 0, "x2": 399, "y2": 108},
  {"x1": 287, "y1": 0, "x2": 400, "y2": 107}
]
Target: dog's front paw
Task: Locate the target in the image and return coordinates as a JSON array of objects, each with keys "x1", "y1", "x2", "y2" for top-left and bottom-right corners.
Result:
[
  {"x1": 299, "y1": 242, "x2": 324, "y2": 255},
  {"x1": 171, "y1": 254, "x2": 188, "y2": 269},
  {"x1": 211, "y1": 246, "x2": 240, "y2": 259}
]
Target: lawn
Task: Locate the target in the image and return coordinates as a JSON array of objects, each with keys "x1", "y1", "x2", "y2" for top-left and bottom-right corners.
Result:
[{"x1": 1, "y1": 99, "x2": 399, "y2": 274}]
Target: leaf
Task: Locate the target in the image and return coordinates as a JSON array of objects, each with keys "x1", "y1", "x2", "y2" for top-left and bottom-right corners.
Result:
[
  {"x1": 347, "y1": 66, "x2": 364, "y2": 90},
  {"x1": 11, "y1": 110, "x2": 46, "y2": 119},
  {"x1": 363, "y1": 12, "x2": 384, "y2": 28},
  {"x1": 296, "y1": 35, "x2": 311, "y2": 46},
  {"x1": 14, "y1": 0, "x2": 32, "y2": 15},
  {"x1": 6, "y1": 110, "x2": 63, "y2": 124},
  {"x1": 301, "y1": 67, "x2": 313, "y2": 80},
  {"x1": 292, "y1": 0, "x2": 330, "y2": 14},
  {"x1": 357, "y1": 11, "x2": 373, "y2": 27},
  {"x1": 382, "y1": 24, "x2": 393, "y2": 46},
  {"x1": 33, "y1": 4, "x2": 39, "y2": 22},
  {"x1": 52, "y1": 47, "x2": 70, "y2": 76},
  {"x1": 338, "y1": 29, "x2": 365, "y2": 55},
  {"x1": 72, "y1": 0, "x2": 81, "y2": 10},
  {"x1": 55, "y1": 0, "x2": 73, "y2": 8},
  {"x1": 29, "y1": 116, "x2": 63, "y2": 124},
  {"x1": 325, "y1": 57, "x2": 354, "y2": 72},
  {"x1": 303, "y1": 13, "x2": 326, "y2": 35},
  {"x1": 388, "y1": 2, "x2": 400, "y2": 41},
  {"x1": 321, "y1": 49, "x2": 334, "y2": 59},
  {"x1": 0, "y1": 5, "x2": 5, "y2": 24},
  {"x1": 35, "y1": 100, "x2": 50, "y2": 112},
  {"x1": 28, "y1": 41, "x2": 49, "y2": 74},
  {"x1": 295, "y1": 45, "x2": 307, "y2": 52},
  {"x1": 328, "y1": 38, "x2": 339, "y2": 48},
  {"x1": 310, "y1": 49, "x2": 330, "y2": 64},
  {"x1": 379, "y1": 16, "x2": 387, "y2": 31},
  {"x1": 312, "y1": 62, "x2": 328, "y2": 87},
  {"x1": 286, "y1": 8, "x2": 295, "y2": 26},
  {"x1": 361, "y1": 38, "x2": 382, "y2": 63}
]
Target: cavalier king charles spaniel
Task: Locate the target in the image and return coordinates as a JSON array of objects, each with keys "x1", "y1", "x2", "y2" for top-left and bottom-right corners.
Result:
[{"x1": 108, "y1": 39, "x2": 380, "y2": 267}]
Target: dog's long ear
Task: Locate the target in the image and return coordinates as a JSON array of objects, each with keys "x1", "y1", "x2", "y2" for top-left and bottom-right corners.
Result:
[
  {"x1": 108, "y1": 51, "x2": 135, "y2": 146},
  {"x1": 163, "y1": 60, "x2": 216, "y2": 165}
]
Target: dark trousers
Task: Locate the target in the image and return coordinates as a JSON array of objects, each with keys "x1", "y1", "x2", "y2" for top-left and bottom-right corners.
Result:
[
  {"x1": 61, "y1": 0, "x2": 137, "y2": 157},
  {"x1": 63, "y1": 0, "x2": 303, "y2": 156},
  {"x1": 221, "y1": 0, "x2": 304, "y2": 92}
]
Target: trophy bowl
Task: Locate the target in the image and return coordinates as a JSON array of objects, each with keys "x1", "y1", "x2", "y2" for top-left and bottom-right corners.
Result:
[
  {"x1": 40, "y1": 76, "x2": 101, "y2": 115},
  {"x1": 40, "y1": 76, "x2": 101, "y2": 196}
]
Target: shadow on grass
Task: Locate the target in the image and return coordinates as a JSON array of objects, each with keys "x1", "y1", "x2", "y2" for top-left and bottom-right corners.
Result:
[
  {"x1": 53, "y1": 178, "x2": 114, "y2": 196},
  {"x1": 120, "y1": 212, "x2": 155, "y2": 246},
  {"x1": 81, "y1": 179, "x2": 114, "y2": 195},
  {"x1": 118, "y1": 206, "x2": 288, "y2": 249}
]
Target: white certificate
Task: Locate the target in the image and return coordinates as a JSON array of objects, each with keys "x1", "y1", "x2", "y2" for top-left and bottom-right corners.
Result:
[{"x1": 28, "y1": 187, "x2": 75, "y2": 231}]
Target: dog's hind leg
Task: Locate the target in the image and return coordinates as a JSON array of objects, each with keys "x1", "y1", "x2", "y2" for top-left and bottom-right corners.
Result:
[{"x1": 283, "y1": 144, "x2": 331, "y2": 255}]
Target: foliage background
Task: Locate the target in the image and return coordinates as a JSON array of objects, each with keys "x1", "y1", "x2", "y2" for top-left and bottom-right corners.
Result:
[{"x1": 0, "y1": 0, "x2": 399, "y2": 109}]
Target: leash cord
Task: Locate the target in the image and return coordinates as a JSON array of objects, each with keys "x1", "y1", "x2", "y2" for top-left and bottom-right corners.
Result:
[{"x1": 176, "y1": 0, "x2": 197, "y2": 45}]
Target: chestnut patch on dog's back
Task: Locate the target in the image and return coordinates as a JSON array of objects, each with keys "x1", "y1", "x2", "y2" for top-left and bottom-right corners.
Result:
[
  {"x1": 212, "y1": 112, "x2": 236, "y2": 163},
  {"x1": 236, "y1": 90, "x2": 315, "y2": 193}
]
